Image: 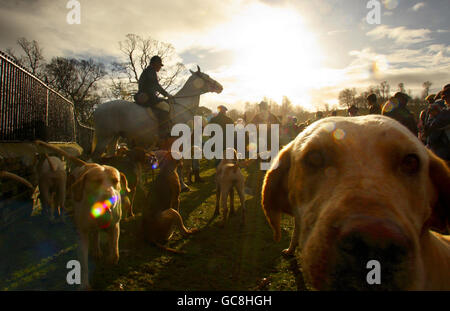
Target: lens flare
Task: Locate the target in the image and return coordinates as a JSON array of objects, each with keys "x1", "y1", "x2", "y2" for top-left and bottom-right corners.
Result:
[
  {"x1": 91, "y1": 202, "x2": 105, "y2": 218},
  {"x1": 383, "y1": 0, "x2": 399, "y2": 10},
  {"x1": 383, "y1": 100, "x2": 397, "y2": 113},
  {"x1": 333, "y1": 129, "x2": 346, "y2": 141},
  {"x1": 371, "y1": 56, "x2": 389, "y2": 78},
  {"x1": 90, "y1": 195, "x2": 118, "y2": 219}
]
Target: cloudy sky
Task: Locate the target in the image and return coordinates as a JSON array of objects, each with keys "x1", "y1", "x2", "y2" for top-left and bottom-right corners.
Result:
[{"x1": 1, "y1": 0, "x2": 449, "y2": 111}]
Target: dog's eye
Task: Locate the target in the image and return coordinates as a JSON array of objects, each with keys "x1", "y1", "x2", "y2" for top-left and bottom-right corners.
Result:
[
  {"x1": 304, "y1": 150, "x2": 325, "y2": 169},
  {"x1": 400, "y1": 154, "x2": 420, "y2": 175}
]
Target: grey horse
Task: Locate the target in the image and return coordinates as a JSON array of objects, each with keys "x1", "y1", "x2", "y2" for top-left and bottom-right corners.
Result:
[{"x1": 91, "y1": 66, "x2": 223, "y2": 190}]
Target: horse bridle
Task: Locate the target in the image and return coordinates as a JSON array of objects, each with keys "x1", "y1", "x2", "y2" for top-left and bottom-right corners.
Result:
[{"x1": 171, "y1": 73, "x2": 220, "y2": 117}]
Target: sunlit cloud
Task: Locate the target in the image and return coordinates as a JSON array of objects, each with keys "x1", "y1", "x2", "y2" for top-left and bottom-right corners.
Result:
[
  {"x1": 179, "y1": 2, "x2": 328, "y2": 110},
  {"x1": 411, "y1": 2, "x2": 426, "y2": 12},
  {"x1": 367, "y1": 25, "x2": 432, "y2": 45},
  {"x1": 0, "y1": 0, "x2": 449, "y2": 112}
]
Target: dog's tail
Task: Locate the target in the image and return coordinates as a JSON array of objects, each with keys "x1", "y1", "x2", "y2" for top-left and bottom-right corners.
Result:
[
  {"x1": 35, "y1": 140, "x2": 87, "y2": 167},
  {"x1": 0, "y1": 171, "x2": 34, "y2": 189},
  {"x1": 44, "y1": 153, "x2": 57, "y2": 172}
]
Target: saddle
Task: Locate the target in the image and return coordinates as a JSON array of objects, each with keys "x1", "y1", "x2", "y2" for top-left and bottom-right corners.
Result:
[
  {"x1": 134, "y1": 92, "x2": 173, "y2": 120},
  {"x1": 144, "y1": 101, "x2": 171, "y2": 120}
]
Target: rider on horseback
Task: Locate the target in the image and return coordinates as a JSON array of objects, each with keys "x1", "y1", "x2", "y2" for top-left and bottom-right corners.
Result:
[{"x1": 134, "y1": 55, "x2": 174, "y2": 146}]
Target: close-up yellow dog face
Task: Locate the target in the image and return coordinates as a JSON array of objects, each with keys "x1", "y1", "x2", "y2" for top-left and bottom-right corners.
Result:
[{"x1": 263, "y1": 115, "x2": 450, "y2": 290}]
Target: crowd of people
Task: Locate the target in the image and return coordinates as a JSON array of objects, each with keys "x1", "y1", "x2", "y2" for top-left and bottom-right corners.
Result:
[
  {"x1": 133, "y1": 55, "x2": 448, "y2": 164},
  {"x1": 206, "y1": 84, "x2": 450, "y2": 163},
  {"x1": 381, "y1": 84, "x2": 450, "y2": 161}
]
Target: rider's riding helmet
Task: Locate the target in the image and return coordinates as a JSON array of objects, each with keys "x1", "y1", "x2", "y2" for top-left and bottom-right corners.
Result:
[
  {"x1": 217, "y1": 105, "x2": 228, "y2": 113},
  {"x1": 150, "y1": 55, "x2": 164, "y2": 67}
]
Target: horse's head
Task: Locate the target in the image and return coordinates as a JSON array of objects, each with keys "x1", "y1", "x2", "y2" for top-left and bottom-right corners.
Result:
[{"x1": 188, "y1": 65, "x2": 223, "y2": 94}]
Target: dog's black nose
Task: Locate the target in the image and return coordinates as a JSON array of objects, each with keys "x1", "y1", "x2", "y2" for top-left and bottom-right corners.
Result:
[
  {"x1": 330, "y1": 217, "x2": 412, "y2": 290},
  {"x1": 337, "y1": 229, "x2": 409, "y2": 263}
]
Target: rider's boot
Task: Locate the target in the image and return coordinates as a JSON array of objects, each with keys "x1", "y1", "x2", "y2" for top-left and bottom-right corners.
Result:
[{"x1": 157, "y1": 111, "x2": 173, "y2": 150}]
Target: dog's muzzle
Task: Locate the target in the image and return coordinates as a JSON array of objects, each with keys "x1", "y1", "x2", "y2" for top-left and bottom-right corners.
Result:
[
  {"x1": 90, "y1": 195, "x2": 119, "y2": 229},
  {"x1": 328, "y1": 216, "x2": 413, "y2": 290}
]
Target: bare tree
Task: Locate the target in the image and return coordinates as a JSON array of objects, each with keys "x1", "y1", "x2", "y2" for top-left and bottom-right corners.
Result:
[
  {"x1": 355, "y1": 91, "x2": 369, "y2": 109},
  {"x1": 338, "y1": 88, "x2": 357, "y2": 108},
  {"x1": 368, "y1": 85, "x2": 381, "y2": 99},
  {"x1": 422, "y1": 81, "x2": 432, "y2": 99},
  {"x1": 281, "y1": 96, "x2": 293, "y2": 116},
  {"x1": 7, "y1": 37, "x2": 105, "y2": 124},
  {"x1": 108, "y1": 34, "x2": 186, "y2": 100},
  {"x1": 45, "y1": 57, "x2": 107, "y2": 123},
  {"x1": 6, "y1": 37, "x2": 46, "y2": 79},
  {"x1": 243, "y1": 101, "x2": 258, "y2": 123},
  {"x1": 379, "y1": 81, "x2": 390, "y2": 102}
]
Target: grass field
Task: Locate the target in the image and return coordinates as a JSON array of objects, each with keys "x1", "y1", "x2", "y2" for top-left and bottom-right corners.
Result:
[{"x1": 0, "y1": 160, "x2": 307, "y2": 291}]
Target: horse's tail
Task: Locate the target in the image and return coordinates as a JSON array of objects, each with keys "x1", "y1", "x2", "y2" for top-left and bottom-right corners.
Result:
[{"x1": 91, "y1": 132, "x2": 98, "y2": 156}]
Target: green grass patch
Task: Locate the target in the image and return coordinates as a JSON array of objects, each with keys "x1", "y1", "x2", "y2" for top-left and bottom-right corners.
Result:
[{"x1": 0, "y1": 160, "x2": 305, "y2": 291}]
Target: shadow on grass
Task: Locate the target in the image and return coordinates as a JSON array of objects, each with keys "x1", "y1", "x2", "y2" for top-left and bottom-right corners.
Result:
[
  {"x1": 0, "y1": 160, "x2": 306, "y2": 291},
  {"x1": 90, "y1": 160, "x2": 303, "y2": 291},
  {"x1": 0, "y1": 214, "x2": 79, "y2": 290},
  {"x1": 91, "y1": 182, "x2": 297, "y2": 291},
  {"x1": 149, "y1": 193, "x2": 297, "y2": 290}
]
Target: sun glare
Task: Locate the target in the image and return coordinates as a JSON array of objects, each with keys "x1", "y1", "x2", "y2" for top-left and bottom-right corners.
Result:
[{"x1": 205, "y1": 4, "x2": 325, "y2": 110}]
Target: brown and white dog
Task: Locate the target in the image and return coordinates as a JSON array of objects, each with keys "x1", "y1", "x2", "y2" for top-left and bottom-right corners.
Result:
[
  {"x1": 72, "y1": 163, "x2": 129, "y2": 289},
  {"x1": 99, "y1": 145, "x2": 152, "y2": 218},
  {"x1": 214, "y1": 148, "x2": 246, "y2": 226},
  {"x1": 262, "y1": 115, "x2": 450, "y2": 290},
  {"x1": 141, "y1": 150, "x2": 196, "y2": 253},
  {"x1": 35, "y1": 140, "x2": 130, "y2": 289}
]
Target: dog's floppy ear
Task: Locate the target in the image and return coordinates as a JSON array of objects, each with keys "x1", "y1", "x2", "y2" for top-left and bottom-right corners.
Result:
[
  {"x1": 120, "y1": 172, "x2": 131, "y2": 193},
  {"x1": 427, "y1": 150, "x2": 450, "y2": 233},
  {"x1": 71, "y1": 169, "x2": 93, "y2": 202},
  {"x1": 262, "y1": 142, "x2": 293, "y2": 242}
]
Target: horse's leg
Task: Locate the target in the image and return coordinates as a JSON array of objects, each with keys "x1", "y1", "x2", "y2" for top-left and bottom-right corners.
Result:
[
  {"x1": 91, "y1": 134, "x2": 116, "y2": 160},
  {"x1": 105, "y1": 135, "x2": 119, "y2": 156}
]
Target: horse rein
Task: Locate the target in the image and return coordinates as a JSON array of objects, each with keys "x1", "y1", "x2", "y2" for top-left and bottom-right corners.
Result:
[
  {"x1": 168, "y1": 73, "x2": 221, "y2": 118},
  {"x1": 169, "y1": 95, "x2": 199, "y2": 118}
]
